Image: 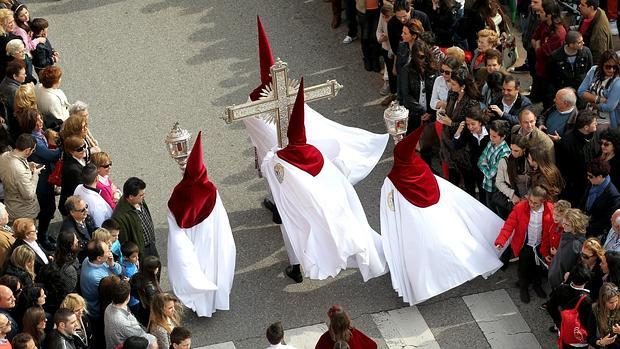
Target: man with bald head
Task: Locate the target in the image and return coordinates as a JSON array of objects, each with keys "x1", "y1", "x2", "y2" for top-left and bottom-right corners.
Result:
[
  {"x1": 538, "y1": 88, "x2": 579, "y2": 139},
  {"x1": 603, "y1": 209, "x2": 620, "y2": 251},
  {"x1": 0, "y1": 285, "x2": 17, "y2": 340}
]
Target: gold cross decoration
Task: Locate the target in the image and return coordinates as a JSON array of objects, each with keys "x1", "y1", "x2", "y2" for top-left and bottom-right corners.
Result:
[{"x1": 223, "y1": 58, "x2": 343, "y2": 147}]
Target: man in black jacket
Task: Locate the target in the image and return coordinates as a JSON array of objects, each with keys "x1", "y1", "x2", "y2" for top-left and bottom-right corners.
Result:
[
  {"x1": 60, "y1": 195, "x2": 96, "y2": 245},
  {"x1": 581, "y1": 158, "x2": 620, "y2": 238},
  {"x1": 549, "y1": 31, "x2": 593, "y2": 98},
  {"x1": 556, "y1": 110, "x2": 600, "y2": 206},
  {"x1": 46, "y1": 308, "x2": 78, "y2": 349}
]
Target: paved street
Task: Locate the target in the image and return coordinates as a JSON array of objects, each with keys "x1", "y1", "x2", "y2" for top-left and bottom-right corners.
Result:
[{"x1": 29, "y1": 0, "x2": 560, "y2": 348}]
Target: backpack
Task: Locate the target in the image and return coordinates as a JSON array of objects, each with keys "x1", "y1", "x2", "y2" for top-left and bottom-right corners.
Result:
[{"x1": 558, "y1": 294, "x2": 588, "y2": 347}]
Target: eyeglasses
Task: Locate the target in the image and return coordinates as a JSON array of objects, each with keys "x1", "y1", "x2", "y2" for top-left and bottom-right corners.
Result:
[
  {"x1": 100, "y1": 163, "x2": 112, "y2": 168},
  {"x1": 602, "y1": 141, "x2": 613, "y2": 147},
  {"x1": 73, "y1": 204, "x2": 89, "y2": 213},
  {"x1": 587, "y1": 173, "x2": 595, "y2": 179},
  {"x1": 581, "y1": 253, "x2": 595, "y2": 259},
  {"x1": 604, "y1": 64, "x2": 618, "y2": 70},
  {"x1": 440, "y1": 69, "x2": 452, "y2": 75},
  {"x1": 74, "y1": 145, "x2": 86, "y2": 152},
  {"x1": 26, "y1": 229, "x2": 37, "y2": 234}
]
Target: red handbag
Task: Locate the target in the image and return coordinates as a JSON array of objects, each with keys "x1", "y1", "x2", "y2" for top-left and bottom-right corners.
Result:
[{"x1": 48, "y1": 159, "x2": 63, "y2": 186}]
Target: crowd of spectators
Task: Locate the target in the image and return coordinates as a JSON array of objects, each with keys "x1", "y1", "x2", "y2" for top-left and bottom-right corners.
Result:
[
  {"x1": 0, "y1": 1, "x2": 193, "y2": 349},
  {"x1": 320, "y1": 0, "x2": 620, "y2": 348}
]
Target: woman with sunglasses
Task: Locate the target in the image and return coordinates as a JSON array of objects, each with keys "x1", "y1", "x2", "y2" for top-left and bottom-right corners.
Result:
[
  {"x1": 430, "y1": 56, "x2": 461, "y2": 112},
  {"x1": 58, "y1": 135, "x2": 86, "y2": 216},
  {"x1": 90, "y1": 152, "x2": 121, "y2": 210},
  {"x1": 581, "y1": 158, "x2": 620, "y2": 238},
  {"x1": 598, "y1": 129, "x2": 620, "y2": 188},
  {"x1": 579, "y1": 238, "x2": 605, "y2": 300},
  {"x1": 578, "y1": 50, "x2": 620, "y2": 132}
]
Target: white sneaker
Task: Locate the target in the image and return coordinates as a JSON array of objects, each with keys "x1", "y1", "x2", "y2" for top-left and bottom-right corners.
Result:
[
  {"x1": 611, "y1": 20, "x2": 618, "y2": 36},
  {"x1": 342, "y1": 35, "x2": 357, "y2": 44},
  {"x1": 379, "y1": 81, "x2": 390, "y2": 96}
]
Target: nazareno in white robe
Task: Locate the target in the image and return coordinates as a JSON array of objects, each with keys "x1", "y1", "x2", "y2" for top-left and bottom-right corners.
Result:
[
  {"x1": 243, "y1": 104, "x2": 389, "y2": 185},
  {"x1": 166, "y1": 192, "x2": 236, "y2": 317},
  {"x1": 261, "y1": 150, "x2": 388, "y2": 281},
  {"x1": 380, "y1": 176, "x2": 504, "y2": 305}
]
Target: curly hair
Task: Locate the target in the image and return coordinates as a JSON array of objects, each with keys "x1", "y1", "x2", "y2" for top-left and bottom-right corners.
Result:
[
  {"x1": 601, "y1": 128, "x2": 620, "y2": 154},
  {"x1": 563, "y1": 208, "x2": 590, "y2": 234}
]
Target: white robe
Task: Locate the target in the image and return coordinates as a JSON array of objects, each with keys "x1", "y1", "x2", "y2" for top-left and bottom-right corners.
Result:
[
  {"x1": 380, "y1": 176, "x2": 504, "y2": 305},
  {"x1": 166, "y1": 192, "x2": 236, "y2": 317},
  {"x1": 244, "y1": 104, "x2": 389, "y2": 185},
  {"x1": 261, "y1": 150, "x2": 388, "y2": 281}
]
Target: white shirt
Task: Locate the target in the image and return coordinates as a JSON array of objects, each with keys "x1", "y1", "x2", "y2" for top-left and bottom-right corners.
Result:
[
  {"x1": 74, "y1": 184, "x2": 113, "y2": 227},
  {"x1": 502, "y1": 97, "x2": 517, "y2": 116},
  {"x1": 430, "y1": 76, "x2": 449, "y2": 111},
  {"x1": 527, "y1": 206, "x2": 544, "y2": 247}
]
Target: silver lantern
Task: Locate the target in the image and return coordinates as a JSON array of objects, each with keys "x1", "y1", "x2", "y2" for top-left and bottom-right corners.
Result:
[
  {"x1": 164, "y1": 122, "x2": 191, "y2": 171},
  {"x1": 383, "y1": 101, "x2": 409, "y2": 144}
]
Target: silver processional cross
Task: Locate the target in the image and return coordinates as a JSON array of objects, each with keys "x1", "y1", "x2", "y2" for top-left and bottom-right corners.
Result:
[{"x1": 223, "y1": 58, "x2": 343, "y2": 147}]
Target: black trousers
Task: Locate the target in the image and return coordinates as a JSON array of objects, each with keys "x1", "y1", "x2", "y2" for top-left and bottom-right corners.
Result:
[
  {"x1": 358, "y1": 9, "x2": 381, "y2": 66},
  {"x1": 344, "y1": 0, "x2": 358, "y2": 37},
  {"x1": 381, "y1": 49, "x2": 397, "y2": 93},
  {"x1": 36, "y1": 190, "x2": 56, "y2": 243},
  {"x1": 518, "y1": 244, "x2": 542, "y2": 288}
]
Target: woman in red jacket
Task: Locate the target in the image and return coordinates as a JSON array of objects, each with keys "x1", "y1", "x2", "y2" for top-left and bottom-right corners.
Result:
[
  {"x1": 495, "y1": 186, "x2": 555, "y2": 303},
  {"x1": 314, "y1": 305, "x2": 376, "y2": 349}
]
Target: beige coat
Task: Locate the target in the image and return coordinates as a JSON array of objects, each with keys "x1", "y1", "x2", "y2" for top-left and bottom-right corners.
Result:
[
  {"x1": 0, "y1": 228, "x2": 15, "y2": 267},
  {"x1": 511, "y1": 125, "x2": 556, "y2": 163},
  {"x1": 0, "y1": 152, "x2": 39, "y2": 221}
]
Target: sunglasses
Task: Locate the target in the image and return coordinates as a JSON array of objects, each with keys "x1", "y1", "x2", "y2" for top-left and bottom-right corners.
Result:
[
  {"x1": 581, "y1": 253, "x2": 595, "y2": 259},
  {"x1": 604, "y1": 64, "x2": 618, "y2": 70},
  {"x1": 100, "y1": 163, "x2": 112, "y2": 168},
  {"x1": 73, "y1": 204, "x2": 89, "y2": 213},
  {"x1": 74, "y1": 145, "x2": 86, "y2": 152},
  {"x1": 601, "y1": 141, "x2": 613, "y2": 147},
  {"x1": 441, "y1": 69, "x2": 452, "y2": 75}
]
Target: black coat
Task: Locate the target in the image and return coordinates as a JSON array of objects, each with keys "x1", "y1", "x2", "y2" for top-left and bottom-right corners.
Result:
[
  {"x1": 399, "y1": 65, "x2": 437, "y2": 132},
  {"x1": 557, "y1": 130, "x2": 600, "y2": 206},
  {"x1": 9, "y1": 238, "x2": 51, "y2": 274},
  {"x1": 547, "y1": 284, "x2": 597, "y2": 346},
  {"x1": 59, "y1": 156, "x2": 84, "y2": 216},
  {"x1": 580, "y1": 180, "x2": 620, "y2": 238},
  {"x1": 549, "y1": 46, "x2": 593, "y2": 92},
  {"x1": 46, "y1": 330, "x2": 77, "y2": 349}
]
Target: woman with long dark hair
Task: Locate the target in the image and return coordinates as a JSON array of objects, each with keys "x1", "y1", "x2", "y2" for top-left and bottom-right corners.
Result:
[
  {"x1": 493, "y1": 134, "x2": 530, "y2": 219},
  {"x1": 578, "y1": 50, "x2": 620, "y2": 131},
  {"x1": 130, "y1": 256, "x2": 162, "y2": 326},
  {"x1": 528, "y1": 147, "x2": 565, "y2": 201},
  {"x1": 54, "y1": 231, "x2": 81, "y2": 296},
  {"x1": 437, "y1": 67, "x2": 482, "y2": 189}
]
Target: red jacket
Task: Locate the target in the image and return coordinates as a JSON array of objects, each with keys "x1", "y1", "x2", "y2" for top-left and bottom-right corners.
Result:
[
  {"x1": 495, "y1": 200, "x2": 555, "y2": 257},
  {"x1": 315, "y1": 328, "x2": 377, "y2": 349},
  {"x1": 540, "y1": 222, "x2": 564, "y2": 264}
]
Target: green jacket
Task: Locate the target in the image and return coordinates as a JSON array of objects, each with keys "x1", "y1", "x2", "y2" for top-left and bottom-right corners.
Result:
[{"x1": 112, "y1": 198, "x2": 151, "y2": 252}]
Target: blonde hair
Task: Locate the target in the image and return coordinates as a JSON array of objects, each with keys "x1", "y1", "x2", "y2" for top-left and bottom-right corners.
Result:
[
  {"x1": 5, "y1": 39, "x2": 23, "y2": 57},
  {"x1": 0, "y1": 9, "x2": 12, "y2": 36},
  {"x1": 60, "y1": 293, "x2": 88, "y2": 315},
  {"x1": 553, "y1": 200, "x2": 571, "y2": 215},
  {"x1": 477, "y1": 29, "x2": 499, "y2": 47},
  {"x1": 445, "y1": 46, "x2": 466, "y2": 66},
  {"x1": 92, "y1": 228, "x2": 111, "y2": 243},
  {"x1": 147, "y1": 293, "x2": 181, "y2": 334},
  {"x1": 90, "y1": 152, "x2": 111, "y2": 168},
  {"x1": 59, "y1": 114, "x2": 88, "y2": 139},
  {"x1": 10, "y1": 245, "x2": 35, "y2": 280},
  {"x1": 14, "y1": 84, "x2": 36, "y2": 113},
  {"x1": 563, "y1": 208, "x2": 589, "y2": 234},
  {"x1": 583, "y1": 237, "x2": 605, "y2": 258},
  {"x1": 12, "y1": 218, "x2": 35, "y2": 240}
]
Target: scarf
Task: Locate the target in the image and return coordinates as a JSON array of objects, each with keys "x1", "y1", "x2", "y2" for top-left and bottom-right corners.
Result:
[{"x1": 586, "y1": 175, "x2": 611, "y2": 210}]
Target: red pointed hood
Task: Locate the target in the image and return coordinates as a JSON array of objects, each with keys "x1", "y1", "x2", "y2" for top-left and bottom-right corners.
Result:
[
  {"x1": 249, "y1": 16, "x2": 275, "y2": 101},
  {"x1": 168, "y1": 131, "x2": 218, "y2": 228},
  {"x1": 387, "y1": 125, "x2": 439, "y2": 207},
  {"x1": 276, "y1": 78, "x2": 324, "y2": 176}
]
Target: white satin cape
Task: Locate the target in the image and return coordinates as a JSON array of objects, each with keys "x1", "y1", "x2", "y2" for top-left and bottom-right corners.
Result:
[
  {"x1": 380, "y1": 176, "x2": 504, "y2": 305},
  {"x1": 261, "y1": 150, "x2": 388, "y2": 281},
  {"x1": 243, "y1": 104, "x2": 389, "y2": 185},
  {"x1": 166, "y1": 192, "x2": 236, "y2": 317}
]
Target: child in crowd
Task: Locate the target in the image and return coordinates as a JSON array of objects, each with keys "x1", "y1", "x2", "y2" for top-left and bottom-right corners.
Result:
[
  {"x1": 548, "y1": 208, "x2": 589, "y2": 289},
  {"x1": 495, "y1": 186, "x2": 555, "y2": 303},
  {"x1": 170, "y1": 327, "x2": 191, "y2": 349},
  {"x1": 121, "y1": 241, "x2": 141, "y2": 315},
  {"x1": 541, "y1": 200, "x2": 571, "y2": 267},
  {"x1": 265, "y1": 322, "x2": 297, "y2": 349},
  {"x1": 102, "y1": 218, "x2": 122, "y2": 262},
  {"x1": 30, "y1": 18, "x2": 59, "y2": 71},
  {"x1": 478, "y1": 120, "x2": 511, "y2": 206}
]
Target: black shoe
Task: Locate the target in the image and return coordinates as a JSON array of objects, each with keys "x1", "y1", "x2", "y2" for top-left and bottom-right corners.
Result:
[
  {"x1": 364, "y1": 59, "x2": 372, "y2": 72},
  {"x1": 372, "y1": 60, "x2": 382, "y2": 73},
  {"x1": 532, "y1": 284, "x2": 547, "y2": 298},
  {"x1": 520, "y1": 287, "x2": 530, "y2": 303},
  {"x1": 262, "y1": 199, "x2": 282, "y2": 224},
  {"x1": 500, "y1": 262, "x2": 509, "y2": 271},
  {"x1": 285, "y1": 264, "x2": 303, "y2": 283},
  {"x1": 549, "y1": 325, "x2": 558, "y2": 333}
]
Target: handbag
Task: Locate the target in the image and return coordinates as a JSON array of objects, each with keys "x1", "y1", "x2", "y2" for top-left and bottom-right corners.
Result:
[{"x1": 48, "y1": 159, "x2": 63, "y2": 186}]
